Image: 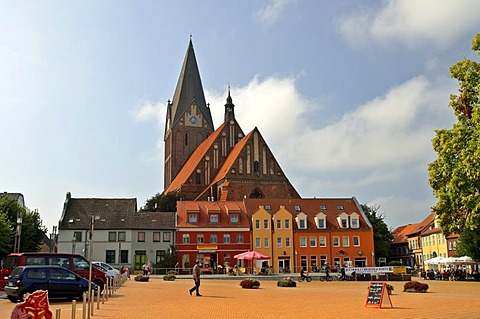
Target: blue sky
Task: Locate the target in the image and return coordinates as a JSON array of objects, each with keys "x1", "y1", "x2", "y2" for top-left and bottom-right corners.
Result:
[{"x1": 1, "y1": 0, "x2": 479, "y2": 233}]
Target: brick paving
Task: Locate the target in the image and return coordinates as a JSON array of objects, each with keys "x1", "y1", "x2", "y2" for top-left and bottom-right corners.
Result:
[{"x1": 1, "y1": 276, "x2": 480, "y2": 319}]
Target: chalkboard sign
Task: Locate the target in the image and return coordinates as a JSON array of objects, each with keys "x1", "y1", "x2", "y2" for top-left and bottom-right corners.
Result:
[{"x1": 365, "y1": 282, "x2": 392, "y2": 308}]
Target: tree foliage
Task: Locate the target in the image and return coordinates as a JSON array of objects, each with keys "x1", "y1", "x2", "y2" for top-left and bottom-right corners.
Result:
[
  {"x1": 141, "y1": 191, "x2": 183, "y2": 212},
  {"x1": 361, "y1": 204, "x2": 393, "y2": 259},
  {"x1": 0, "y1": 197, "x2": 47, "y2": 253},
  {"x1": 457, "y1": 229, "x2": 480, "y2": 261},
  {"x1": 0, "y1": 211, "x2": 13, "y2": 256},
  {"x1": 428, "y1": 34, "x2": 480, "y2": 235}
]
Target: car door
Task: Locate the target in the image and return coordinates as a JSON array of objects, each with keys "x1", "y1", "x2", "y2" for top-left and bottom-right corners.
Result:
[
  {"x1": 25, "y1": 268, "x2": 49, "y2": 292},
  {"x1": 47, "y1": 267, "x2": 81, "y2": 298}
]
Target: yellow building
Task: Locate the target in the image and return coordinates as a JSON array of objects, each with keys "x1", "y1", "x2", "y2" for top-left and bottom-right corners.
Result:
[
  {"x1": 421, "y1": 217, "x2": 448, "y2": 270},
  {"x1": 272, "y1": 206, "x2": 294, "y2": 273},
  {"x1": 251, "y1": 206, "x2": 274, "y2": 270}
]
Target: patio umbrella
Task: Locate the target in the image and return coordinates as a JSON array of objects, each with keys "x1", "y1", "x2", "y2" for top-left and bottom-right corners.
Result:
[
  {"x1": 449, "y1": 256, "x2": 478, "y2": 265},
  {"x1": 424, "y1": 256, "x2": 448, "y2": 265},
  {"x1": 233, "y1": 251, "x2": 271, "y2": 274}
]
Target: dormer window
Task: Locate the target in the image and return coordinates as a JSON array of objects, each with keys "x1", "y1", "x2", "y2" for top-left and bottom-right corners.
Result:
[
  {"x1": 350, "y1": 213, "x2": 360, "y2": 229},
  {"x1": 265, "y1": 205, "x2": 271, "y2": 211},
  {"x1": 230, "y1": 214, "x2": 239, "y2": 223},
  {"x1": 337, "y1": 205, "x2": 344, "y2": 210},
  {"x1": 320, "y1": 205, "x2": 326, "y2": 210},
  {"x1": 337, "y1": 212, "x2": 349, "y2": 229},
  {"x1": 314, "y1": 212, "x2": 327, "y2": 229},
  {"x1": 188, "y1": 213, "x2": 198, "y2": 223},
  {"x1": 295, "y1": 213, "x2": 308, "y2": 230},
  {"x1": 210, "y1": 214, "x2": 219, "y2": 223},
  {"x1": 294, "y1": 205, "x2": 301, "y2": 212}
]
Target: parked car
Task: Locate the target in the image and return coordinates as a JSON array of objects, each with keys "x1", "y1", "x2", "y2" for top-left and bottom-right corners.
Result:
[
  {"x1": 93, "y1": 261, "x2": 120, "y2": 276},
  {"x1": 92, "y1": 262, "x2": 119, "y2": 278},
  {"x1": 4, "y1": 265, "x2": 97, "y2": 303},
  {"x1": 0, "y1": 252, "x2": 107, "y2": 292}
]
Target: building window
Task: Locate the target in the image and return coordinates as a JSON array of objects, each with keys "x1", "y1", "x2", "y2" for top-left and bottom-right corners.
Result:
[
  {"x1": 276, "y1": 219, "x2": 282, "y2": 229},
  {"x1": 285, "y1": 237, "x2": 291, "y2": 247},
  {"x1": 264, "y1": 237, "x2": 269, "y2": 248},
  {"x1": 294, "y1": 205, "x2": 301, "y2": 212},
  {"x1": 106, "y1": 250, "x2": 115, "y2": 264},
  {"x1": 184, "y1": 132, "x2": 188, "y2": 146},
  {"x1": 277, "y1": 237, "x2": 282, "y2": 248},
  {"x1": 265, "y1": 205, "x2": 271, "y2": 210},
  {"x1": 342, "y1": 236, "x2": 350, "y2": 247},
  {"x1": 163, "y1": 232, "x2": 171, "y2": 242},
  {"x1": 223, "y1": 234, "x2": 231, "y2": 243},
  {"x1": 153, "y1": 232, "x2": 161, "y2": 242},
  {"x1": 351, "y1": 217, "x2": 359, "y2": 228},
  {"x1": 299, "y1": 219, "x2": 306, "y2": 229},
  {"x1": 318, "y1": 218, "x2": 325, "y2": 229},
  {"x1": 353, "y1": 236, "x2": 360, "y2": 246},
  {"x1": 255, "y1": 237, "x2": 261, "y2": 248},
  {"x1": 320, "y1": 205, "x2": 326, "y2": 210},
  {"x1": 118, "y1": 231, "x2": 126, "y2": 242},
  {"x1": 120, "y1": 250, "x2": 128, "y2": 264},
  {"x1": 236, "y1": 233, "x2": 244, "y2": 243},
  {"x1": 156, "y1": 250, "x2": 166, "y2": 263},
  {"x1": 255, "y1": 220, "x2": 260, "y2": 229},
  {"x1": 285, "y1": 219, "x2": 290, "y2": 229},
  {"x1": 137, "y1": 232, "x2": 145, "y2": 242},
  {"x1": 341, "y1": 219, "x2": 347, "y2": 228},
  {"x1": 300, "y1": 256, "x2": 307, "y2": 270},
  {"x1": 197, "y1": 234, "x2": 204, "y2": 243},
  {"x1": 300, "y1": 237, "x2": 307, "y2": 247},
  {"x1": 189, "y1": 214, "x2": 198, "y2": 223},
  {"x1": 319, "y1": 236, "x2": 326, "y2": 247},
  {"x1": 182, "y1": 234, "x2": 190, "y2": 244},
  {"x1": 320, "y1": 255, "x2": 327, "y2": 267},
  {"x1": 309, "y1": 236, "x2": 317, "y2": 247},
  {"x1": 230, "y1": 214, "x2": 239, "y2": 223},
  {"x1": 333, "y1": 236, "x2": 340, "y2": 247},
  {"x1": 210, "y1": 234, "x2": 217, "y2": 243},
  {"x1": 337, "y1": 205, "x2": 344, "y2": 210},
  {"x1": 310, "y1": 256, "x2": 317, "y2": 271},
  {"x1": 210, "y1": 214, "x2": 219, "y2": 223},
  {"x1": 109, "y1": 232, "x2": 117, "y2": 242},
  {"x1": 73, "y1": 232, "x2": 82, "y2": 242},
  {"x1": 263, "y1": 219, "x2": 269, "y2": 229}
]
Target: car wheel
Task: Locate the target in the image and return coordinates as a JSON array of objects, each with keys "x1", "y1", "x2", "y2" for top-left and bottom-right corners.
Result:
[{"x1": 7, "y1": 296, "x2": 19, "y2": 303}]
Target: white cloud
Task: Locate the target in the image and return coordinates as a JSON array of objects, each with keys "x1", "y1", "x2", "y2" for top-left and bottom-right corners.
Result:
[
  {"x1": 254, "y1": 0, "x2": 293, "y2": 27},
  {"x1": 131, "y1": 99, "x2": 166, "y2": 128},
  {"x1": 337, "y1": 0, "x2": 480, "y2": 49}
]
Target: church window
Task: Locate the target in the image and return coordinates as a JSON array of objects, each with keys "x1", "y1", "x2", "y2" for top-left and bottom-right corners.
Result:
[
  {"x1": 230, "y1": 123, "x2": 235, "y2": 147},
  {"x1": 262, "y1": 146, "x2": 267, "y2": 175},
  {"x1": 196, "y1": 169, "x2": 201, "y2": 184},
  {"x1": 246, "y1": 145, "x2": 251, "y2": 174},
  {"x1": 238, "y1": 157, "x2": 243, "y2": 174},
  {"x1": 254, "y1": 161, "x2": 259, "y2": 176},
  {"x1": 269, "y1": 159, "x2": 274, "y2": 175},
  {"x1": 222, "y1": 133, "x2": 227, "y2": 156},
  {"x1": 184, "y1": 132, "x2": 188, "y2": 146}
]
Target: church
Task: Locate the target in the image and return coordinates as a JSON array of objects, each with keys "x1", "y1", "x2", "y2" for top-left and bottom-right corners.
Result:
[{"x1": 162, "y1": 39, "x2": 300, "y2": 201}]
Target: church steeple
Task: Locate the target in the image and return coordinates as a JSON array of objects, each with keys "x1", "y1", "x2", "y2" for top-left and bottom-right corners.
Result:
[
  {"x1": 224, "y1": 85, "x2": 235, "y2": 122},
  {"x1": 168, "y1": 39, "x2": 214, "y2": 131}
]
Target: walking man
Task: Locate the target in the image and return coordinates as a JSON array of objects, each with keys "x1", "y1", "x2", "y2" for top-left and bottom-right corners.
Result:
[{"x1": 189, "y1": 260, "x2": 202, "y2": 296}]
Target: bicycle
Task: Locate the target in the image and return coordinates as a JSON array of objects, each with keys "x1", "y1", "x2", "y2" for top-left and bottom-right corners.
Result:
[
  {"x1": 298, "y1": 273, "x2": 312, "y2": 282},
  {"x1": 319, "y1": 274, "x2": 333, "y2": 282}
]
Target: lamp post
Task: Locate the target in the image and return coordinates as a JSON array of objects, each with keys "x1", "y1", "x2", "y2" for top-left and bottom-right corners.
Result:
[{"x1": 13, "y1": 211, "x2": 23, "y2": 253}]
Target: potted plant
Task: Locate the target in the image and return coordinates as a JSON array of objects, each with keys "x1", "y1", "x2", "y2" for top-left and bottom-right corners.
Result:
[
  {"x1": 239, "y1": 278, "x2": 260, "y2": 289},
  {"x1": 134, "y1": 274, "x2": 150, "y2": 282},
  {"x1": 277, "y1": 277, "x2": 296, "y2": 287},
  {"x1": 403, "y1": 281, "x2": 429, "y2": 293},
  {"x1": 163, "y1": 271, "x2": 176, "y2": 281}
]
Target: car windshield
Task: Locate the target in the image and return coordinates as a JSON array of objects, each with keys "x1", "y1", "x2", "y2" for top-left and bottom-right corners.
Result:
[
  {"x1": 10, "y1": 267, "x2": 23, "y2": 278},
  {"x1": 4, "y1": 256, "x2": 18, "y2": 268}
]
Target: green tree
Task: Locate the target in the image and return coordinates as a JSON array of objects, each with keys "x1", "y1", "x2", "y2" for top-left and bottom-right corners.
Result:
[
  {"x1": 361, "y1": 204, "x2": 393, "y2": 259},
  {"x1": 428, "y1": 33, "x2": 480, "y2": 235},
  {"x1": 457, "y1": 228, "x2": 480, "y2": 261},
  {"x1": 141, "y1": 191, "x2": 183, "y2": 212},
  {"x1": 0, "y1": 197, "x2": 46, "y2": 253},
  {"x1": 0, "y1": 211, "x2": 13, "y2": 256}
]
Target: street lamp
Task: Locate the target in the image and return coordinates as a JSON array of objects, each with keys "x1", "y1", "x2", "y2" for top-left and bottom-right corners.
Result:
[{"x1": 13, "y1": 212, "x2": 23, "y2": 253}]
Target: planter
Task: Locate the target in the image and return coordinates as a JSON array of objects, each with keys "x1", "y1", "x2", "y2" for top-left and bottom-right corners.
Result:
[
  {"x1": 277, "y1": 278, "x2": 296, "y2": 287},
  {"x1": 134, "y1": 275, "x2": 150, "y2": 282},
  {"x1": 405, "y1": 288, "x2": 427, "y2": 293},
  {"x1": 403, "y1": 281, "x2": 429, "y2": 293},
  {"x1": 239, "y1": 279, "x2": 261, "y2": 289}
]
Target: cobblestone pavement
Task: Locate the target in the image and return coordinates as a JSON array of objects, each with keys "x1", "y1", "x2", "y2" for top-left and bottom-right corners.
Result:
[{"x1": 1, "y1": 277, "x2": 480, "y2": 319}]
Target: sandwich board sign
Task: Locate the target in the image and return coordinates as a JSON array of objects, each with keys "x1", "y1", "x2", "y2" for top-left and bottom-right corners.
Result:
[{"x1": 365, "y1": 282, "x2": 393, "y2": 308}]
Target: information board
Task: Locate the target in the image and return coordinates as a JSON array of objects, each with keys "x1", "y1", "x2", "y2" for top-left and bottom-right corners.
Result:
[{"x1": 365, "y1": 282, "x2": 393, "y2": 308}]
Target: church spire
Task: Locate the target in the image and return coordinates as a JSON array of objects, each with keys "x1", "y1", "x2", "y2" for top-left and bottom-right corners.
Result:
[
  {"x1": 224, "y1": 84, "x2": 235, "y2": 122},
  {"x1": 168, "y1": 38, "x2": 214, "y2": 131}
]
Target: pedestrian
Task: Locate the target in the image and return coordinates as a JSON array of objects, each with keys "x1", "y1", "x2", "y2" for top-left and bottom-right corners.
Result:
[
  {"x1": 189, "y1": 260, "x2": 202, "y2": 296},
  {"x1": 143, "y1": 262, "x2": 149, "y2": 276}
]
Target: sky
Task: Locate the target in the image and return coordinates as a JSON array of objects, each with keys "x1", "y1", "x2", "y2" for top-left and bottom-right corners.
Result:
[{"x1": 1, "y1": 0, "x2": 479, "y2": 234}]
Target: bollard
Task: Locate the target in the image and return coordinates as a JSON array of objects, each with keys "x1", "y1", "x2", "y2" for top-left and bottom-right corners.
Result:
[
  {"x1": 97, "y1": 287, "x2": 101, "y2": 309},
  {"x1": 102, "y1": 286, "x2": 105, "y2": 304},
  {"x1": 71, "y1": 300, "x2": 76, "y2": 319},
  {"x1": 82, "y1": 292, "x2": 87, "y2": 319},
  {"x1": 56, "y1": 308, "x2": 61, "y2": 319},
  {"x1": 90, "y1": 290, "x2": 94, "y2": 316}
]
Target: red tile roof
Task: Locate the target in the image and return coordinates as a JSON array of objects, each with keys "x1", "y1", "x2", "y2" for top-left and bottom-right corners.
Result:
[
  {"x1": 176, "y1": 201, "x2": 250, "y2": 228},
  {"x1": 405, "y1": 212, "x2": 435, "y2": 237},
  {"x1": 391, "y1": 223, "x2": 419, "y2": 244}
]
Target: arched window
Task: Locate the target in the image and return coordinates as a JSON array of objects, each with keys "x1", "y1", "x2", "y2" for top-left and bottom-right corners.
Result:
[
  {"x1": 254, "y1": 161, "x2": 259, "y2": 176},
  {"x1": 184, "y1": 132, "x2": 189, "y2": 146}
]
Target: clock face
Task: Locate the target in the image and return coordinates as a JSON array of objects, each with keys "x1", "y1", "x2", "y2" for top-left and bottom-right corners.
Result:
[{"x1": 189, "y1": 116, "x2": 197, "y2": 124}]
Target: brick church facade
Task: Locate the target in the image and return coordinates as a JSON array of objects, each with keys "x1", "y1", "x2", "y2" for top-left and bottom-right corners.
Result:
[{"x1": 162, "y1": 40, "x2": 300, "y2": 201}]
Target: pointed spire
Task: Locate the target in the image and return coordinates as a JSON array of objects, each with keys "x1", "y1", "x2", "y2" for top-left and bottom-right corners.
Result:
[
  {"x1": 168, "y1": 38, "x2": 214, "y2": 130},
  {"x1": 224, "y1": 84, "x2": 235, "y2": 122}
]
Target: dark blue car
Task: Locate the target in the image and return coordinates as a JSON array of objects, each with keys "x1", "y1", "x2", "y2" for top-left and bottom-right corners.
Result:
[{"x1": 5, "y1": 265, "x2": 96, "y2": 303}]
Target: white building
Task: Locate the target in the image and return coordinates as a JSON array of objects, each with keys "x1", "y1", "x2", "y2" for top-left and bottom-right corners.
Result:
[{"x1": 57, "y1": 192, "x2": 175, "y2": 271}]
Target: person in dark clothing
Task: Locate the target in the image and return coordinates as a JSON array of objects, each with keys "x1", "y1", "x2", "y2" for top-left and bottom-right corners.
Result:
[{"x1": 189, "y1": 260, "x2": 202, "y2": 296}]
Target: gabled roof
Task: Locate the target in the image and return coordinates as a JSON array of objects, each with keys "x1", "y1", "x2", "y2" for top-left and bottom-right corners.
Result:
[
  {"x1": 176, "y1": 201, "x2": 249, "y2": 228},
  {"x1": 405, "y1": 212, "x2": 435, "y2": 237},
  {"x1": 170, "y1": 39, "x2": 213, "y2": 130},
  {"x1": 243, "y1": 198, "x2": 372, "y2": 231},
  {"x1": 59, "y1": 197, "x2": 175, "y2": 230},
  {"x1": 162, "y1": 123, "x2": 226, "y2": 195},
  {"x1": 391, "y1": 223, "x2": 419, "y2": 244}
]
